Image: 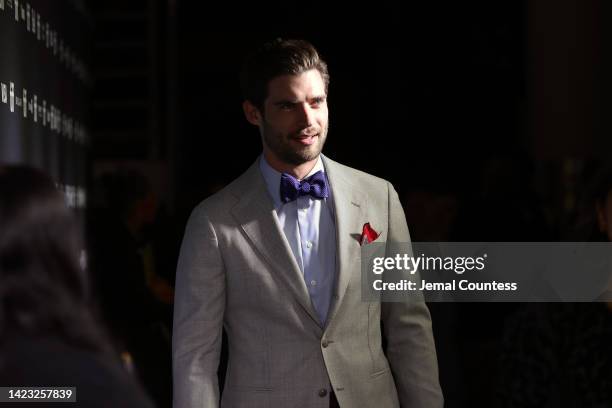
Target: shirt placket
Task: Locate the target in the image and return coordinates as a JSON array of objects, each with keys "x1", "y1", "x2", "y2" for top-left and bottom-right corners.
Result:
[{"x1": 297, "y1": 196, "x2": 317, "y2": 297}]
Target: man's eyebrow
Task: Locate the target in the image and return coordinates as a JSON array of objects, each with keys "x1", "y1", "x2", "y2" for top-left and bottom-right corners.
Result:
[
  {"x1": 273, "y1": 99, "x2": 297, "y2": 106},
  {"x1": 273, "y1": 96, "x2": 327, "y2": 106}
]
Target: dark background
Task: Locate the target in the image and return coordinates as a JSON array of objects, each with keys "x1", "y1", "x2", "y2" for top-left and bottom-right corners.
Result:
[
  {"x1": 2, "y1": 0, "x2": 612, "y2": 406},
  {"x1": 89, "y1": 0, "x2": 612, "y2": 234}
]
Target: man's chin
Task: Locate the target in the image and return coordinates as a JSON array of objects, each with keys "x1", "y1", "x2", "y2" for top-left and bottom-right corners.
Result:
[
  {"x1": 295, "y1": 145, "x2": 323, "y2": 162},
  {"x1": 282, "y1": 149, "x2": 322, "y2": 166}
]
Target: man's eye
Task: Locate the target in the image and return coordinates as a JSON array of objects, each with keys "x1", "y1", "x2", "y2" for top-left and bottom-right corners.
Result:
[{"x1": 279, "y1": 103, "x2": 294, "y2": 110}]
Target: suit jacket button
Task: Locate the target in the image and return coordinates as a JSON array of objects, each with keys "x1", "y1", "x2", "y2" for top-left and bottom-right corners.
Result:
[
  {"x1": 318, "y1": 389, "x2": 328, "y2": 397},
  {"x1": 322, "y1": 340, "x2": 329, "y2": 348}
]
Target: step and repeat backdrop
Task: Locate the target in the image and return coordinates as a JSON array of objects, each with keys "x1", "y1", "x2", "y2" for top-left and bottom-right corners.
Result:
[{"x1": 0, "y1": 0, "x2": 91, "y2": 215}]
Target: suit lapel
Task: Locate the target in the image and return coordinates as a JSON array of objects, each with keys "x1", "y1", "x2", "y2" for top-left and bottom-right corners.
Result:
[
  {"x1": 322, "y1": 156, "x2": 368, "y2": 326},
  {"x1": 230, "y1": 159, "x2": 321, "y2": 327}
]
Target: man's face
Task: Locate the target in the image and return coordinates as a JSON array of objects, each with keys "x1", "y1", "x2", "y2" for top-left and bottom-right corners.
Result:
[{"x1": 258, "y1": 69, "x2": 329, "y2": 166}]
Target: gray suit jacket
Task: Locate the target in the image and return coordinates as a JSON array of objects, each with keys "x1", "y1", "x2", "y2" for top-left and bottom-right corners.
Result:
[{"x1": 173, "y1": 155, "x2": 443, "y2": 408}]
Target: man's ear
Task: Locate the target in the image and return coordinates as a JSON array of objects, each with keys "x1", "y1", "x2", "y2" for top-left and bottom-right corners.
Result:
[{"x1": 243, "y1": 100, "x2": 263, "y2": 126}]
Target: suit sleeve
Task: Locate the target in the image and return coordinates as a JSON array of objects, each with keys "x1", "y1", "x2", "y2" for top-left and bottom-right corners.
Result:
[
  {"x1": 381, "y1": 183, "x2": 444, "y2": 407},
  {"x1": 172, "y1": 207, "x2": 225, "y2": 408}
]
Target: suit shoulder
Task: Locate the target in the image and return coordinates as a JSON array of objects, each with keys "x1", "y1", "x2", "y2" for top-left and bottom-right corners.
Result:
[
  {"x1": 189, "y1": 182, "x2": 244, "y2": 223},
  {"x1": 188, "y1": 191, "x2": 233, "y2": 222},
  {"x1": 186, "y1": 161, "x2": 257, "y2": 223},
  {"x1": 324, "y1": 156, "x2": 392, "y2": 193}
]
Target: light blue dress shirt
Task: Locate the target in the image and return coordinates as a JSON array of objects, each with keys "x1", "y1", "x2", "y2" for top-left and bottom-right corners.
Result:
[{"x1": 259, "y1": 154, "x2": 337, "y2": 325}]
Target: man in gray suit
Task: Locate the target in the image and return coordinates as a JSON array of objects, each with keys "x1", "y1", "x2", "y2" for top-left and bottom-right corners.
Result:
[{"x1": 173, "y1": 38, "x2": 443, "y2": 408}]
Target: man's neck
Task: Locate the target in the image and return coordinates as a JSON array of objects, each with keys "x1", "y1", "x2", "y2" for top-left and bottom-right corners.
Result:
[{"x1": 263, "y1": 151, "x2": 319, "y2": 180}]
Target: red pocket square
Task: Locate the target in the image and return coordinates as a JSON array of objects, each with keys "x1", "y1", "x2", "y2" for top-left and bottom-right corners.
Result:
[{"x1": 360, "y1": 223, "x2": 380, "y2": 246}]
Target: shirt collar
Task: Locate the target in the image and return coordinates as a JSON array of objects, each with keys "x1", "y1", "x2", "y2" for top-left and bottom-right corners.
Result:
[{"x1": 259, "y1": 154, "x2": 326, "y2": 207}]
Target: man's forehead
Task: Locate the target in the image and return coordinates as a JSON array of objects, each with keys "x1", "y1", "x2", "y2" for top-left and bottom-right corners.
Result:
[{"x1": 266, "y1": 70, "x2": 326, "y2": 100}]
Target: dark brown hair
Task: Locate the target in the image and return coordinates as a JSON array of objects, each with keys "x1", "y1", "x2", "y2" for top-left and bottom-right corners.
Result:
[
  {"x1": 0, "y1": 166, "x2": 111, "y2": 353},
  {"x1": 240, "y1": 38, "x2": 330, "y2": 112}
]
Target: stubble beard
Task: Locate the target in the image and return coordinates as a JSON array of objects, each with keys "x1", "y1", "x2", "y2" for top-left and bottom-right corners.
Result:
[{"x1": 261, "y1": 120, "x2": 329, "y2": 166}]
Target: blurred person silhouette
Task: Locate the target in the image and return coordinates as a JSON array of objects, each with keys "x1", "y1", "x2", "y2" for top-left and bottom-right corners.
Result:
[
  {"x1": 447, "y1": 153, "x2": 553, "y2": 405},
  {"x1": 89, "y1": 169, "x2": 173, "y2": 407},
  {"x1": 497, "y1": 163, "x2": 612, "y2": 407},
  {"x1": 0, "y1": 165, "x2": 154, "y2": 407}
]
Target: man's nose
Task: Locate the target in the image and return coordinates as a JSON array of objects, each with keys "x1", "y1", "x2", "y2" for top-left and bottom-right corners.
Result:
[{"x1": 297, "y1": 103, "x2": 315, "y2": 127}]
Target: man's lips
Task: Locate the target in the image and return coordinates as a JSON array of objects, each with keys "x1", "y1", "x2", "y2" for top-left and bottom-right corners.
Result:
[{"x1": 293, "y1": 133, "x2": 319, "y2": 146}]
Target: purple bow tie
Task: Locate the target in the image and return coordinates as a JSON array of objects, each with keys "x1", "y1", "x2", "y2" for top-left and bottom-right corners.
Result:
[{"x1": 280, "y1": 170, "x2": 330, "y2": 204}]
